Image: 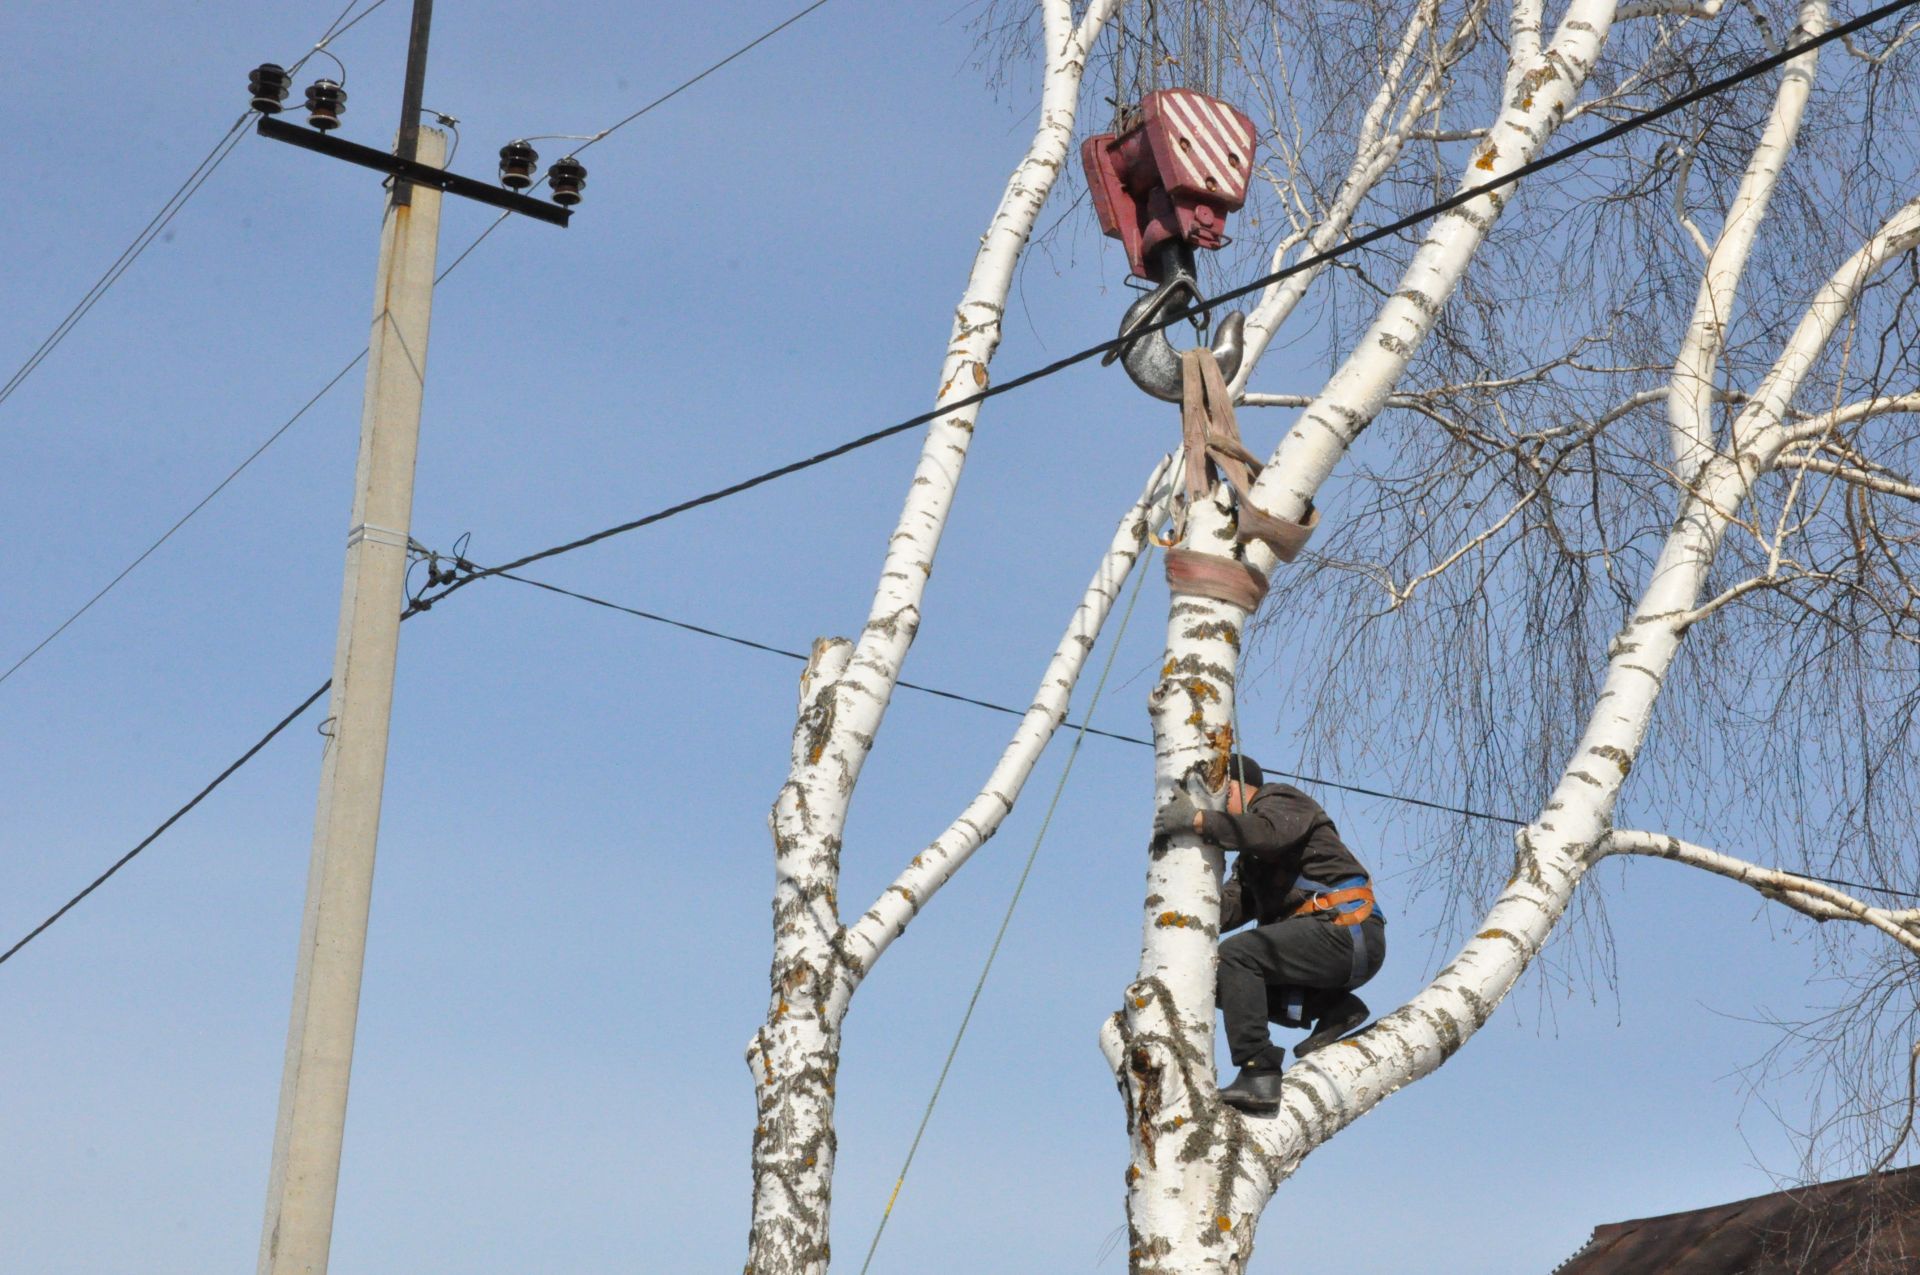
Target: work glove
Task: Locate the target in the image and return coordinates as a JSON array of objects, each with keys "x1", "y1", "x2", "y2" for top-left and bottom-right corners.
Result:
[{"x1": 1153, "y1": 791, "x2": 1201, "y2": 842}]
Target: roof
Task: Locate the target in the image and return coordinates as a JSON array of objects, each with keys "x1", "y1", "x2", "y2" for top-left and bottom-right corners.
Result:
[{"x1": 1553, "y1": 1164, "x2": 1920, "y2": 1273}]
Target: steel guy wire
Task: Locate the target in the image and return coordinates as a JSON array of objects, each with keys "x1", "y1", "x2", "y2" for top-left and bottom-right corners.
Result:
[
  {"x1": 0, "y1": 0, "x2": 394, "y2": 413},
  {"x1": 405, "y1": 0, "x2": 1920, "y2": 613},
  {"x1": 856, "y1": 540, "x2": 1158, "y2": 1275},
  {"x1": 0, "y1": 213, "x2": 509, "y2": 693}
]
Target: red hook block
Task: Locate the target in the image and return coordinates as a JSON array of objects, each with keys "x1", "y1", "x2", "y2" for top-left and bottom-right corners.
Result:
[{"x1": 1082, "y1": 89, "x2": 1257, "y2": 281}]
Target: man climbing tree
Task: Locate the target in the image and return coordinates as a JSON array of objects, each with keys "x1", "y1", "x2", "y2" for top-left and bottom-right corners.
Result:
[{"x1": 1155, "y1": 755, "x2": 1386, "y2": 1113}]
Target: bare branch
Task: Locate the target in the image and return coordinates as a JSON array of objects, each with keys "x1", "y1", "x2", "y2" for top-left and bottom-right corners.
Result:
[
  {"x1": 835, "y1": 455, "x2": 1176, "y2": 1003},
  {"x1": 1602, "y1": 830, "x2": 1920, "y2": 954}
]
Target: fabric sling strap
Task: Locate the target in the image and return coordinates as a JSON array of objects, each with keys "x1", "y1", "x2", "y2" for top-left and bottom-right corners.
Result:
[
  {"x1": 1161, "y1": 348, "x2": 1320, "y2": 612},
  {"x1": 1291, "y1": 873, "x2": 1376, "y2": 987}
]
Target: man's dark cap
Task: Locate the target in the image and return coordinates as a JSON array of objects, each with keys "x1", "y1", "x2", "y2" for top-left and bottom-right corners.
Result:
[{"x1": 1227, "y1": 754, "x2": 1264, "y2": 789}]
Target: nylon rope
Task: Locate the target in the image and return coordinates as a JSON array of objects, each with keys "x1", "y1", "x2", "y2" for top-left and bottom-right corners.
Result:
[{"x1": 856, "y1": 540, "x2": 1158, "y2": 1273}]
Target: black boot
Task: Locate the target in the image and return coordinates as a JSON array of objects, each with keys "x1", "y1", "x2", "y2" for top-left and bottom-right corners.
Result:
[
  {"x1": 1220, "y1": 1065, "x2": 1284, "y2": 1114},
  {"x1": 1295, "y1": 992, "x2": 1369, "y2": 1058},
  {"x1": 1220, "y1": 1045, "x2": 1286, "y2": 1114}
]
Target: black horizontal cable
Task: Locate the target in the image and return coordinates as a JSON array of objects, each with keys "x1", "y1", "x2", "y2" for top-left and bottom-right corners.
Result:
[
  {"x1": 491, "y1": 568, "x2": 1532, "y2": 822},
  {"x1": 409, "y1": 0, "x2": 1920, "y2": 605},
  {"x1": 487, "y1": 570, "x2": 1920, "y2": 905},
  {"x1": 492, "y1": 569, "x2": 1162, "y2": 750}
]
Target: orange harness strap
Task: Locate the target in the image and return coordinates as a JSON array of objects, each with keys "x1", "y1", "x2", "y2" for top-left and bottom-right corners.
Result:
[{"x1": 1291, "y1": 885, "x2": 1376, "y2": 927}]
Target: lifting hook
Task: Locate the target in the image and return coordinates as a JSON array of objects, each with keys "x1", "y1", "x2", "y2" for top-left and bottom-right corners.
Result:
[{"x1": 1104, "y1": 244, "x2": 1246, "y2": 402}]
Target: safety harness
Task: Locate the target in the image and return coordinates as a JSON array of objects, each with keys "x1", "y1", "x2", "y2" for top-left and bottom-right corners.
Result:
[{"x1": 1291, "y1": 873, "x2": 1379, "y2": 988}]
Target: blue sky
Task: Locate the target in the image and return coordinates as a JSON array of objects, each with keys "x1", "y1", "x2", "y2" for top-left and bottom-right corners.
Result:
[{"x1": 0, "y1": 1, "x2": 1865, "y2": 1271}]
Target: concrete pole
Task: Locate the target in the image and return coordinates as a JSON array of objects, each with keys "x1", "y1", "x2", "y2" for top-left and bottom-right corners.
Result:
[{"x1": 257, "y1": 127, "x2": 445, "y2": 1275}]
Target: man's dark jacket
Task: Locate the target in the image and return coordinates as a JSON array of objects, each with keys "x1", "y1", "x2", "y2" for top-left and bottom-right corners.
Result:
[{"x1": 1207, "y1": 783, "x2": 1373, "y2": 932}]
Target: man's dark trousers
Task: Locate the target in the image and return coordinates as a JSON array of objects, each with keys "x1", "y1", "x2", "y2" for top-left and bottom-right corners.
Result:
[{"x1": 1217, "y1": 911, "x2": 1387, "y2": 1067}]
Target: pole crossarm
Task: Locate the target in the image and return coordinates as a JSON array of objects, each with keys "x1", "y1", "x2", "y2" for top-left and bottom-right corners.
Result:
[{"x1": 256, "y1": 115, "x2": 570, "y2": 226}]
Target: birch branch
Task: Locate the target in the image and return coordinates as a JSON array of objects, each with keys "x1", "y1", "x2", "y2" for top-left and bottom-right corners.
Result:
[
  {"x1": 1667, "y1": 0, "x2": 1824, "y2": 480},
  {"x1": 1601, "y1": 830, "x2": 1920, "y2": 953},
  {"x1": 833, "y1": 455, "x2": 1176, "y2": 1008},
  {"x1": 1781, "y1": 392, "x2": 1920, "y2": 442},
  {"x1": 1384, "y1": 488, "x2": 1542, "y2": 607},
  {"x1": 1232, "y1": 0, "x2": 1486, "y2": 393},
  {"x1": 787, "y1": 0, "x2": 1117, "y2": 857},
  {"x1": 1843, "y1": 15, "x2": 1920, "y2": 63},
  {"x1": 1616, "y1": 0, "x2": 1725, "y2": 18},
  {"x1": 1775, "y1": 455, "x2": 1920, "y2": 501},
  {"x1": 1737, "y1": 195, "x2": 1920, "y2": 455}
]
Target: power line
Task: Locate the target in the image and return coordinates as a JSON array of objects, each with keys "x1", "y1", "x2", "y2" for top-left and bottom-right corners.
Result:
[
  {"x1": 487, "y1": 569, "x2": 1920, "y2": 909},
  {"x1": 0, "y1": 0, "x2": 827, "y2": 684},
  {"x1": 0, "y1": 115, "x2": 253, "y2": 411},
  {"x1": 11, "y1": 549, "x2": 1920, "y2": 971},
  {"x1": 573, "y1": 0, "x2": 835, "y2": 154},
  {"x1": 298, "y1": 0, "x2": 397, "y2": 59},
  {"x1": 0, "y1": 680, "x2": 331, "y2": 968},
  {"x1": 490, "y1": 567, "x2": 1161, "y2": 747},
  {"x1": 0, "y1": 0, "x2": 396, "y2": 413},
  {"x1": 408, "y1": 0, "x2": 1920, "y2": 608},
  {"x1": 0, "y1": 214, "x2": 508, "y2": 692},
  {"x1": 488, "y1": 569, "x2": 1527, "y2": 823}
]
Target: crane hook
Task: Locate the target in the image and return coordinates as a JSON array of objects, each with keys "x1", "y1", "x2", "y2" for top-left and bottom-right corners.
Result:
[{"x1": 1107, "y1": 276, "x2": 1246, "y2": 403}]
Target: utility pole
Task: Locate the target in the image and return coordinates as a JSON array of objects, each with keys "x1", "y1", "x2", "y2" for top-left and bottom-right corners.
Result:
[{"x1": 258, "y1": 5, "x2": 441, "y2": 1271}]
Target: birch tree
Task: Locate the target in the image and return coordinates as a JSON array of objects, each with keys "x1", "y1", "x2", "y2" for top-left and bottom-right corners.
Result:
[
  {"x1": 743, "y1": 4, "x2": 1132, "y2": 1270},
  {"x1": 1080, "y1": 0, "x2": 1920, "y2": 1268},
  {"x1": 742, "y1": 0, "x2": 1920, "y2": 1268}
]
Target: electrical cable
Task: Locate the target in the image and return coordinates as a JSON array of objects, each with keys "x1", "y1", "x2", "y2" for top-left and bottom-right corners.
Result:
[
  {"x1": 857, "y1": 542, "x2": 1156, "y2": 1275},
  {"x1": 486, "y1": 568, "x2": 1530, "y2": 824},
  {"x1": 0, "y1": 115, "x2": 253, "y2": 411},
  {"x1": 0, "y1": 680, "x2": 331, "y2": 968},
  {"x1": 0, "y1": 0, "x2": 394, "y2": 413},
  {"x1": 488, "y1": 567, "x2": 1920, "y2": 907},
  {"x1": 294, "y1": 0, "x2": 397, "y2": 69},
  {"x1": 407, "y1": 0, "x2": 1920, "y2": 612},
  {"x1": 0, "y1": 213, "x2": 508, "y2": 692},
  {"x1": 572, "y1": 0, "x2": 835, "y2": 154}
]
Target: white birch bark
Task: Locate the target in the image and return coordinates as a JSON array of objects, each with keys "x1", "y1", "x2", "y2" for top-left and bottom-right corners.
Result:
[
  {"x1": 739, "y1": 7, "x2": 1122, "y2": 1244},
  {"x1": 1101, "y1": 134, "x2": 1920, "y2": 1270},
  {"x1": 748, "y1": 458, "x2": 1161, "y2": 1270},
  {"x1": 1667, "y1": 0, "x2": 1826, "y2": 479},
  {"x1": 1104, "y1": 1, "x2": 1628, "y2": 1265}
]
